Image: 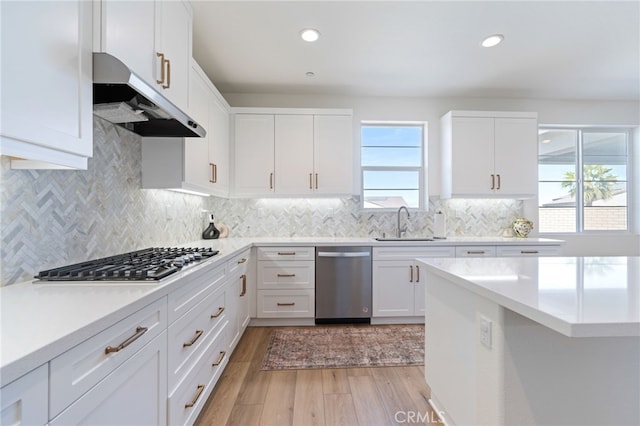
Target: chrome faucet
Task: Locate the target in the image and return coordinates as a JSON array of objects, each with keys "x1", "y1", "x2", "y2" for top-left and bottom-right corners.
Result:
[{"x1": 397, "y1": 206, "x2": 410, "y2": 238}]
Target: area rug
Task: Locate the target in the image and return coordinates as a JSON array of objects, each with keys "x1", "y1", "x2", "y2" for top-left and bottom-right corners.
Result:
[{"x1": 261, "y1": 325, "x2": 424, "y2": 370}]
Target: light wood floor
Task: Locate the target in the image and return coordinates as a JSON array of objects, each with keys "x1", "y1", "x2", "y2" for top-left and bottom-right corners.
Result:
[{"x1": 195, "y1": 326, "x2": 439, "y2": 426}]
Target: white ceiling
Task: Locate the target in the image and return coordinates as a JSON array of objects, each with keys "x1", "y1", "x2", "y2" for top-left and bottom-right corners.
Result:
[{"x1": 192, "y1": 1, "x2": 640, "y2": 101}]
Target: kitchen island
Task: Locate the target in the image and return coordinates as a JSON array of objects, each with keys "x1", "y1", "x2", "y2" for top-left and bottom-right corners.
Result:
[{"x1": 418, "y1": 256, "x2": 640, "y2": 426}]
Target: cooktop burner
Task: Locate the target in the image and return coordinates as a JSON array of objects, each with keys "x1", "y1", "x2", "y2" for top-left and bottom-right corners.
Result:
[{"x1": 35, "y1": 247, "x2": 219, "y2": 282}]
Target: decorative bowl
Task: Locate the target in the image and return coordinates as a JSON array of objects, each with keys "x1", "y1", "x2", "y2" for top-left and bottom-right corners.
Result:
[{"x1": 512, "y1": 217, "x2": 534, "y2": 238}]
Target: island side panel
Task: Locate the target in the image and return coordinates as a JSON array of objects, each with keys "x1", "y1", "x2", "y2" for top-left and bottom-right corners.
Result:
[
  {"x1": 424, "y1": 268, "x2": 506, "y2": 426},
  {"x1": 503, "y1": 309, "x2": 640, "y2": 426}
]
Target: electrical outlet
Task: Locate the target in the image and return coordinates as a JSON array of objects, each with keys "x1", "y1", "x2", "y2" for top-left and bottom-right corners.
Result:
[{"x1": 480, "y1": 317, "x2": 492, "y2": 349}]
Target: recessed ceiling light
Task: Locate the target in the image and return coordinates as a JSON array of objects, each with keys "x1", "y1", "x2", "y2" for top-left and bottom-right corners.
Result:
[
  {"x1": 481, "y1": 34, "x2": 504, "y2": 48},
  {"x1": 300, "y1": 28, "x2": 320, "y2": 42}
]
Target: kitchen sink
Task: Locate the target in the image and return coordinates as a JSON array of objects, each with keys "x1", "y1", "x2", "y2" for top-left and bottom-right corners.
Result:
[{"x1": 374, "y1": 237, "x2": 436, "y2": 242}]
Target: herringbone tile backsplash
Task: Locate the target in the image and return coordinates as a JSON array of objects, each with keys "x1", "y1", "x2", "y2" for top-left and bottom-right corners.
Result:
[{"x1": 0, "y1": 118, "x2": 521, "y2": 286}]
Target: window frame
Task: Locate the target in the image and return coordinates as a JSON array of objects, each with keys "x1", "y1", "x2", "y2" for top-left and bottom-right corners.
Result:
[
  {"x1": 360, "y1": 121, "x2": 427, "y2": 211},
  {"x1": 537, "y1": 126, "x2": 633, "y2": 235}
]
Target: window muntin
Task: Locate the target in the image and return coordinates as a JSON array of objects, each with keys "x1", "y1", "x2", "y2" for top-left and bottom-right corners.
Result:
[
  {"x1": 538, "y1": 128, "x2": 630, "y2": 233},
  {"x1": 361, "y1": 124, "x2": 425, "y2": 209}
]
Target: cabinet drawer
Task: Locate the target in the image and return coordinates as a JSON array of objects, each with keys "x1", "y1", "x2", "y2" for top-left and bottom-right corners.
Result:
[
  {"x1": 373, "y1": 246, "x2": 455, "y2": 261},
  {"x1": 0, "y1": 364, "x2": 48, "y2": 426},
  {"x1": 257, "y1": 260, "x2": 315, "y2": 289},
  {"x1": 257, "y1": 289, "x2": 315, "y2": 318},
  {"x1": 496, "y1": 245, "x2": 562, "y2": 257},
  {"x1": 227, "y1": 248, "x2": 251, "y2": 278},
  {"x1": 169, "y1": 323, "x2": 228, "y2": 426},
  {"x1": 455, "y1": 246, "x2": 496, "y2": 257},
  {"x1": 257, "y1": 246, "x2": 314, "y2": 261},
  {"x1": 168, "y1": 285, "x2": 227, "y2": 393},
  {"x1": 50, "y1": 297, "x2": 167, "y2": 418},
  {"x1": 168, "y1": 262, "x2": 226, "y2": 324}
]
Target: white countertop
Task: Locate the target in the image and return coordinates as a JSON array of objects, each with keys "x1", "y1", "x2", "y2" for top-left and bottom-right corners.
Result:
[
  {"x1": 418, "y1": 256, "x2": 640, "y2": 338},
  {"x1": 0, "y1": 236, "x2": 562, "y2": 386}
]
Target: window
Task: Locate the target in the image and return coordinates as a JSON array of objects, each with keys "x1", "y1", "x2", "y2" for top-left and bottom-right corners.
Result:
[
  {"x1": 538, "y1": 128, "x2": 630, "y2": 233},
  {"x1": 361, "y1": 123, "x2": 425, "y2": 209}
]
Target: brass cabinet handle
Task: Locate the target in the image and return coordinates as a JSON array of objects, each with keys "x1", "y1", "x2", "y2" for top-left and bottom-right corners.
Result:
[
  {"x1": 269, "y1": 172, "x2": 274, "y2": 189},
  {"x1": 309, "y1": 173, "x2": 313, "y2": 190},
  {"x1": 209, "y1": 163, "x2": 215, "y2": 183},
  {"x1": 277, "y1": 273, "x2": 296, "y2": 277},
  {"x1": 409, "y1": 265, "x2": 414, "y2": 283},
  {"x1": 416, "y1": 265, "x2": 420, "y2": 283},
  {"x1": 240, "y1": 274, "x2": 247, "y2": 296},
  {"x1": 490, "y1": 174, "x2": 495, "y2": 190},
  {"x1": 315, "y1": 173, "x2": 318, "y2": 189},
  {"x1": 183, "y1": 329, "x2": 204, "y2": 347},
  {"x1": 105, "y1": 326, "x2": 148, "y2": 354},
  {"x1": 212, "y1": 351, "x2": 226, "y2": 367},
  {"x1": 277, "y1": 302, "x2": 295, "y2": 306},
  {"x1": 277, "y1": 251, "x2": 296, "y2": 256},
  {"x1": 210, "y1": 307, "x2": 225, "y2": 318},
  {"x1": 496, "y1": 174, "x2": 501, "y2": 190},
  {"x1": 466, "y1": 250, "x2": 487, "y2": 255},
  {"x1": 163, "y1": 58, "x2": 171, "y2": 89},
  {"x1": 185, "y1": 384, "x2": 205, "y2": 409},
  {"x1": 520, "y1": 250, "x2": 539, "y2": 254},
  {"x1": 237, "y1": 258, "x2": 247, "y2": 264},
  {"x1": 156, "y1": 52, "x2": 166, "y2": 85}
]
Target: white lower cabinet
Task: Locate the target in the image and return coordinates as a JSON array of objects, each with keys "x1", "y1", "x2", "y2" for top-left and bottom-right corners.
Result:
[
  {"x1": 373, "y1": 247, "x2": 455, "y2": 318},
  {"x1": 0, "y1": 364, "x2": 48, "y2": 426},
  {"x1": 256, "y1": 247, "x2": 315, "y2": 318},
  {"x1": 50, "y1": 330, "x2": 168, "y2": 426}
]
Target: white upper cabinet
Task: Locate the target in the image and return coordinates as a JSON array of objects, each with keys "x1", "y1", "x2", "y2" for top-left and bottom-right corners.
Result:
[
  {"x1": 0, "y1": 0, "x2": 93, "y2": 169},
  {"x1": 233, "y1": 109, "x2": 353, "y2": 197},
  {"x1": 142, "y1": 60, "x2": 230, "y2": 197},
  {"x1": 441, "y1": 111, "x2": 538, "y2": 198},
  {"x1": 233, "y1": 114, "x2": 276, "y2": 195},
  {"x1": 95, "y1": 0, "x2": 192, "y2": 112}
]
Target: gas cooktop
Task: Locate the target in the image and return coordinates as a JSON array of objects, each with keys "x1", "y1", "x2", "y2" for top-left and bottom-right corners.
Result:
[{"x1": 35, "y1": 247, "x2": 219, "y2": 282}]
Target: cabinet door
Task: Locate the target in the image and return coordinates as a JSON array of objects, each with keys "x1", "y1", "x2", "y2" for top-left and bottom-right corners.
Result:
[
  {"x1": 209, "y1": 93, "x2": 230, "y2": 197},
  {"x1": 313, "y1": 115, "x2": 353, "y2": 194},
  {"x1": 0, "y1": 364, "x2": 48, "y2": 426},
  {"x1": 372, "y1": 260, "x2": 414, "y2": 317},
  {"x1": 234, "y1": 114, "x2": 275, "y2": 195},
  {"x1": 50, "y1": 331, "x2": 167, "y2": 426},
  {"x1": 1, "y1": 0, "x2": 93, "y2": 169},
  {"x1": 494, "y1": 117, "x2": 538, "y2": 197},
  {"x1": 155, "y1": 0, "x2": 191, "y2": 112},
  {"x1": 184, "y1": 64, "x2": 212, "y2": 189},
  {"x1": 450, "y1": 117, "x2": 495, "y2": 196},
  {"x1": 97, "y1": 0, "x2": 155, "y2": 85},
  {"x1": 275, "y1": 115, "x2": 314, "y2": 194}
]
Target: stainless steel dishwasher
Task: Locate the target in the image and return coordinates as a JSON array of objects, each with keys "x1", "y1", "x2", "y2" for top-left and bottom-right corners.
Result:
[{"x1": 315, "y1": 246, "x2": 372, "y2": 324}]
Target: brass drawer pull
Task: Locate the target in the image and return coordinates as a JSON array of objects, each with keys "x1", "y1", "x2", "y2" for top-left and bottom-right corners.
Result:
[
  {"x1": 409, "y1": 265, "x2": 414, "y2": 283},
  {"x1": 315, "y1": 173, "x2": 318, "y2": 189},
  {"x1": 240, "y1": 274, "x2": 247, "y2": 297},
  {"x1": 269, "y1": 172, "x2": 274, "y2": 189},
  {"x1": 163, "y1": 58, "x2": 171, "y2": 89},
  {"x1": 490, "y1": 174, "x2": 495, "y2": 190},
  {"x1": 520, "y1": 250, "x2": 539, "y2": 254},
  {"x1": 156, "y1": 52, "x2": 166, "y2": 85},
  {"x1": 183, "y1": 329, "x2": 204, "y2": 347},
  {"x1": 496, "y1": 174, "x2": 501, "y2": 190},
  {"x1": 211, "y1": 307, "x2": 225, "y2": 318},
  {"x1": 237, "y1": 258, "x2": 247, "y2": 264},
  {"x1": 309, "y1": 173, "x2": 313, "y2": 190},
  {"x1": 212, "y1": 351, "x2": 226, "y2": 366},
  {"x1": 277, "y1": 273, "x2": 296, "y2": 277},
  {"x1": 466, "y1": 250, "x2": 487, "y2": 255},
  {"x1": 105, "y1": 326, "x2": 148, "y2": 354},
  {"x1": 416, "y1": 265, "x2": 420, "y2": 283},
  {"x1": 185, "y1": 384, "x2": 205, "y2": 409},
  {"x1": 209, "y1": 163, "x2": 215, "y2": 183},
  {"x1": 277, "y1": 302, "x2": 295, "y2": 306},
  {"x1": 277, "y1": 252, "x2": 296, "y2": 256}
]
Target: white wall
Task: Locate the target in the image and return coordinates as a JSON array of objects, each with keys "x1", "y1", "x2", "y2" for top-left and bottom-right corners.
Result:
[{"x1": 225, "y1": 93, "x2": 640, "y2": 255}]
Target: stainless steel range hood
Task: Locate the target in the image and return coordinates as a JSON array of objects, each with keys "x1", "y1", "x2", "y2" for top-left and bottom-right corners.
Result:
[{"x1": 93, "y1": 53, "x2": 205, "y2": 138}]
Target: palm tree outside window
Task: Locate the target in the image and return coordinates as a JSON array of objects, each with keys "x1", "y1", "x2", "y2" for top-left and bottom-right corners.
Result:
[{"x1": 538, "y1": 128, "x2": 630, "y2": 233}]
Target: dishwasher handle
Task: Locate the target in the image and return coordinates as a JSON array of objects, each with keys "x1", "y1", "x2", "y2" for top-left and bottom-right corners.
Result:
[{"x1": 317, "y1": 251, "x2": 371, "y2": 258}]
